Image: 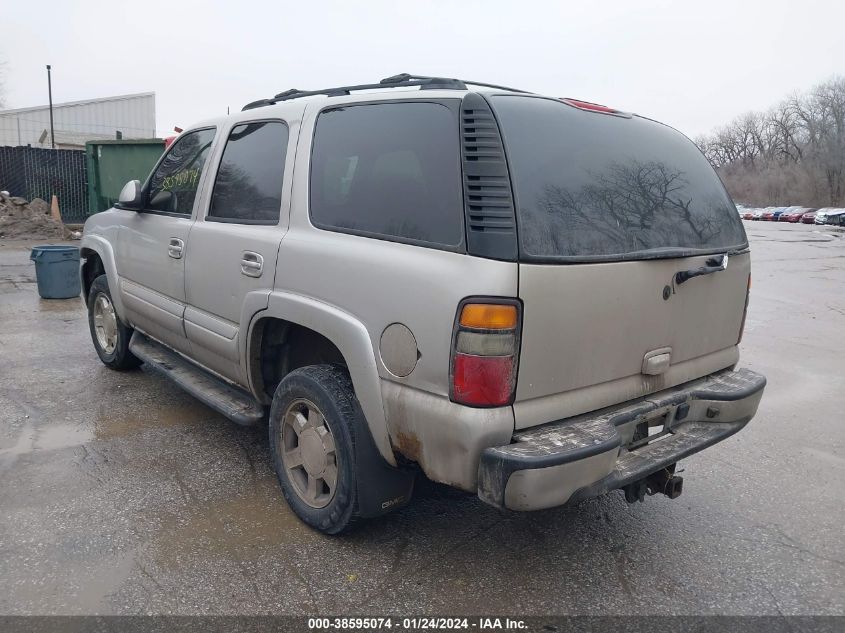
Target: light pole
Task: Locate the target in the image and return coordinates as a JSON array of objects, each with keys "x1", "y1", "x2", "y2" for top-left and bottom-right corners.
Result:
[{"x1": 46, "y1": 64, "x2": 55, "y2": 148}]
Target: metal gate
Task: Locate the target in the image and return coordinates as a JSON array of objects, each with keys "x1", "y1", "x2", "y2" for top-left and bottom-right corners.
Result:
[{"x1": 0, "y1": 146, "x2": 88, "y2": 223}]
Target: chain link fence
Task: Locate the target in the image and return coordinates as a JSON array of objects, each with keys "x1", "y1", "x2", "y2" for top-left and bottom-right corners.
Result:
[{"x1": 0, "y1": 146, "x2": 88, "y2": 223}]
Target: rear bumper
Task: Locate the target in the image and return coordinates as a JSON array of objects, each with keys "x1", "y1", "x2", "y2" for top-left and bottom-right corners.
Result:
[{"x1": 477, "y1": 368, "x2": 766, "y2": 511}]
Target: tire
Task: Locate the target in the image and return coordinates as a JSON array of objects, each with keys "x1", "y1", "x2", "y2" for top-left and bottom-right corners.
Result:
[
  {"x1": 269, "y1": 365, "x2": 361, "y2": 534},
  {"x1": 87, "y1": 274, "x2": 141, "y2": 370}
]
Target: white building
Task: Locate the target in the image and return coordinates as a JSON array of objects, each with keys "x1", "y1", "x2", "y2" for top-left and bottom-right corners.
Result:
[{"x1": 0, "y1": 92, "x2": 156, "y2": 149}]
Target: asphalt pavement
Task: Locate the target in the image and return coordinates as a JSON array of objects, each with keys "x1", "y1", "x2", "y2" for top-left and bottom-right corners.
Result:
[{"x1": 0, "y1": 221, "x2": 843, "y2": 615}]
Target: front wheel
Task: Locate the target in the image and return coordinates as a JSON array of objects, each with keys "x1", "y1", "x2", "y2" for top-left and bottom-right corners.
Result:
[
  {"x1": 87, "y1": 274, "x2": 141, "y2": 370},
  {"x1": 269, "y1": 365, "x2": 362, "y2": 534}
]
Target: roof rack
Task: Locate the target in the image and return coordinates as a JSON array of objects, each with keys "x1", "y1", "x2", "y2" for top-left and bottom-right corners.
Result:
[{"x1": 242, "y1": 73, "x2": 531, "y2": 111}]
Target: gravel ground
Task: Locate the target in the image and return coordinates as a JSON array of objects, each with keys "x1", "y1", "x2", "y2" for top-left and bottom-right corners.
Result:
[{"x1": 0, "y1": 222, "x2": 843, "y2": 616}]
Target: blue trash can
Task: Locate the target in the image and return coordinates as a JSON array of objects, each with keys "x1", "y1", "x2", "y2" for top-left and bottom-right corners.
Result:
[{"x1": 30, "y1": 245, "x2": 82, "y2": 299}]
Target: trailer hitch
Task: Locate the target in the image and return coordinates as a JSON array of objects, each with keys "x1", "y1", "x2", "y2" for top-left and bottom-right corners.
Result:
[{"x1": 623, "y1": 465, "x2": 683, "y2": 503}]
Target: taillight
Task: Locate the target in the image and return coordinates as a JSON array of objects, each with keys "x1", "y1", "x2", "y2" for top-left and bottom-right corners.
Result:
[
  {"x1": 561, "y1": 98, "x2": 619, "y2": 114},
  {"x1": 450, "y1": 299, "x2": 521, "y2": 407},
  {"x1": 738, "y1": 273, "x2": 751, "y2": 344}
]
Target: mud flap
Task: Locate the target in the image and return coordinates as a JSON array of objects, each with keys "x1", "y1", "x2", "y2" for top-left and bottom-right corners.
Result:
[{"x1": 352, "y1": 415, "x2": 416, "y2": 518}]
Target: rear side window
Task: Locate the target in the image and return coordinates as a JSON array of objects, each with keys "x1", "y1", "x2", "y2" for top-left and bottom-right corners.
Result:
[
  {"x1": 147, "y1": 128, "x2": 215, "y2": 215},
  {"x1": 309, "y1": 102, "x2": 463, "y2": 248},
  {"x1": 490, "y1": 96, "x2": 748, "y2": 261},
  {"x1": 208, "y1": 121, "x2": 288, "y2": 224}
]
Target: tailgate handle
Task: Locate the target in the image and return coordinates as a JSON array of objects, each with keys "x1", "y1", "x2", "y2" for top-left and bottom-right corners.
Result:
[{"x1": 675, "y1": 254, "x2": 728, "y2": 285}]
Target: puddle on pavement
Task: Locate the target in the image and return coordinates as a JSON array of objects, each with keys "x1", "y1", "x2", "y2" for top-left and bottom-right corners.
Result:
[
  {"x1": 0, "y1": 422, "x2": 94, "y2": 457},
  {"x1": 76, "y1": 550, "x2": 137, "y2": 613},
  {"x1": 36, "y1": 423, "x2": 95, "y2": 451},
  {"x1": 3, "y1": 402, "x2": 220, "y2": 454},
  {"x1": 0, "y1": 291, "x2": 85, "y2": 314},
  {"x1": 94, "y1": 403, "x2": 214, "y2": 440},
  {"x1": 782, "y1": 238, "x2": 836, "y2": 243},
  {"x1": 37, "y1": 297, "x2": 84, "y2": 312},
  {"x1": 153, "y1": 479, "x2": 306, "y2": 567}
]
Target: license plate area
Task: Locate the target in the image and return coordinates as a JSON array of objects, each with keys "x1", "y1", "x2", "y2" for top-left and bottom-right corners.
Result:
[{"x1": 627, "y1": 409, "x2": 675, "y2": 451}]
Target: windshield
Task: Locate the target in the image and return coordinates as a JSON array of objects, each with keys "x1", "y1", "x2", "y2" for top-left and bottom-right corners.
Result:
[{"x1": 490, "y1": 95, "x2": 748, "y2": 262}]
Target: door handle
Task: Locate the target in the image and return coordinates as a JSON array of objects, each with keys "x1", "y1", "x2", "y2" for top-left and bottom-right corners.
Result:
[
  {"x1": 168, "y1": 238, "x2": 184, "y2": 259},
  {"x1": 241, "y1": 251, "x2": 264, "y2": 278},
  {"x1": 675, "y1": 254, "x2": 728, "y2": 285}
]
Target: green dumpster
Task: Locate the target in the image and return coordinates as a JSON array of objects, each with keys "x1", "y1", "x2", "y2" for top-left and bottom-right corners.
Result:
[{"x1": 85, "y1": 139, "x2": 165, "y2": 216}]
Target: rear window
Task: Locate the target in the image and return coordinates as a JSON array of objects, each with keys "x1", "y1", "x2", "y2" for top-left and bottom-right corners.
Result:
[
  {"x1": 490, "y1": 96, "x2": 748, "y2": 261},
  {"x1": 309, "y1": 102, "x2": 463, "y2": 249}
]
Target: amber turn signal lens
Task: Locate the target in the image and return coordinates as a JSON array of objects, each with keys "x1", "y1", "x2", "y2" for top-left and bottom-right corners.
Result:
[{"x1": 459, "y1": 303, "x2": 518, "y2": 330}]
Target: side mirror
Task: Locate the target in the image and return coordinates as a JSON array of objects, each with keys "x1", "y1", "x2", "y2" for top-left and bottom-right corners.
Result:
[{"x1": 117, "y1": 180, "x2": 143, "y2": 210}]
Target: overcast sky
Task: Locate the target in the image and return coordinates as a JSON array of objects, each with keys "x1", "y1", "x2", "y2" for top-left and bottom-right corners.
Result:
[{"x1": 2, "y1": 0, "x2": 842, "y2": 138}]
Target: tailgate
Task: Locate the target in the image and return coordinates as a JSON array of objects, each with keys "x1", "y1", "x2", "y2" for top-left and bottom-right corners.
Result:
[
  {"x1": 515, "y1": 252, "x2": 749, "y2": 428},
  {"x1": 486, "y1": 94, "x2": 751, "y2": 430}
]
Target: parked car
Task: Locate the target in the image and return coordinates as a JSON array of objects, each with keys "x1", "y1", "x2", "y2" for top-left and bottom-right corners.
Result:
[
  {"x1": 79, "y1": 74, "x2": 766, "y2": 533},
  {"x1": 783, "y1": 208, "x2": 807, "y2": 223},
  {"x1": 775, "y1": 206, "x2": 796, "y2": 220},
  {"x1": 752, "y1": 208, "x2": 766, "y2": 220},
  {"x1": 742, "y1": 210, "x2": 755, "y2": 220},
  {"x1": 778, "y1": 207, "x2": 796, "y2": 222},
  {"x1": 801, "y1": 209, "x2": 818, "y2": 224},
  {"x1": 764, "y1": 207, "x2": 788, "y2": 221},
  {"x1": 773, "y1": 207, "x2": 795, "y2": 221},
  {"x1": 815, "y1": 208, "x2": 836, "y2": 225},
  {"x1": 766, "y1": 207, "x2": 790, "y2": 221},
  {"x1": 825, "y1": 209, "x2": 845, "y2": 226}
]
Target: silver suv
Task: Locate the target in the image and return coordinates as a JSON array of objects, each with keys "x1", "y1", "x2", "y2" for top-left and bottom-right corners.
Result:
[{"x1": 80, "y1": 74, "x2": 766, "y2": 533}]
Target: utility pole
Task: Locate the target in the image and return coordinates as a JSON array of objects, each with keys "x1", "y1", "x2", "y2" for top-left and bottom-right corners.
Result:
[{"x1": 46, "y1": 64, "x2": 55, "y2": 148}]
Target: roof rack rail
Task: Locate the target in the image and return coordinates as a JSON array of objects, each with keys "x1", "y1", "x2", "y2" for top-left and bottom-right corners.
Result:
[
  {"x1": 381, "y1": 73, "x2": 531, "y2": 94},
  {"x1": 242, "y1": 73, "x2": 531, "y2": 111}
]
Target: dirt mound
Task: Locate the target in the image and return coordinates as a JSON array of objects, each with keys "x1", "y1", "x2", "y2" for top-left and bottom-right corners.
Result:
[{"x1": 0, "y1": 192, "x2": 65, "y2": 239}]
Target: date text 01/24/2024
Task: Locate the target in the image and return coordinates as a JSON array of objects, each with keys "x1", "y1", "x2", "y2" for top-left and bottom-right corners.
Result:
[{"x1": 307, "y1": 617, "x2": 527, "y2": 630}]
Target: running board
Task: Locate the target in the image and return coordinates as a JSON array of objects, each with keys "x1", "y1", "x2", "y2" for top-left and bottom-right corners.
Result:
[{"x1": 129, "y1": 332, "x2": 265, "y2": 426}]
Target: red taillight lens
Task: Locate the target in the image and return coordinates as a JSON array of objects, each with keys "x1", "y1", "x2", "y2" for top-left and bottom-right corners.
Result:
[
  {"x1": 452, "y1": 354, "x2": 515, "y2": 407},
  {"x1": 450, "y1": 299, "x2": 521, "y2": 408}
]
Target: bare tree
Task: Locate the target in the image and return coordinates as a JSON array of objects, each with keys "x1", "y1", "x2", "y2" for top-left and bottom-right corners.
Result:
[{"x1": 696, "y1": 76, "x2": 845, "y2": 207}]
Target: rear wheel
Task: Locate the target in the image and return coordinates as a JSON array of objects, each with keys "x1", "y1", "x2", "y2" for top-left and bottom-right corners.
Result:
[
  {"x1": 269, "y1": 365, "x2": 361, "y2": 534},
  {"x1": 280, "y1": 397, "x2": 339, "y2": 509},
  {"x1": 86, "y1": 274, "x2": 141, "y2": 370}
]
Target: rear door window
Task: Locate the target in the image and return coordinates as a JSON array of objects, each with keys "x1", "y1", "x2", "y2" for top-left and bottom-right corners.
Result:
[
  {"x1": 309, "y1": 102, "x2": 464, "y2": 249},
  {"x1": 208, "y1": 120, "x2": 289, "y2": 224},
  {"x1": 147, "y1": 128, "x2": 215, "y2": 215},
  {"x1": 490, "y1": 96, "x2": 748, "y2": 262}
]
